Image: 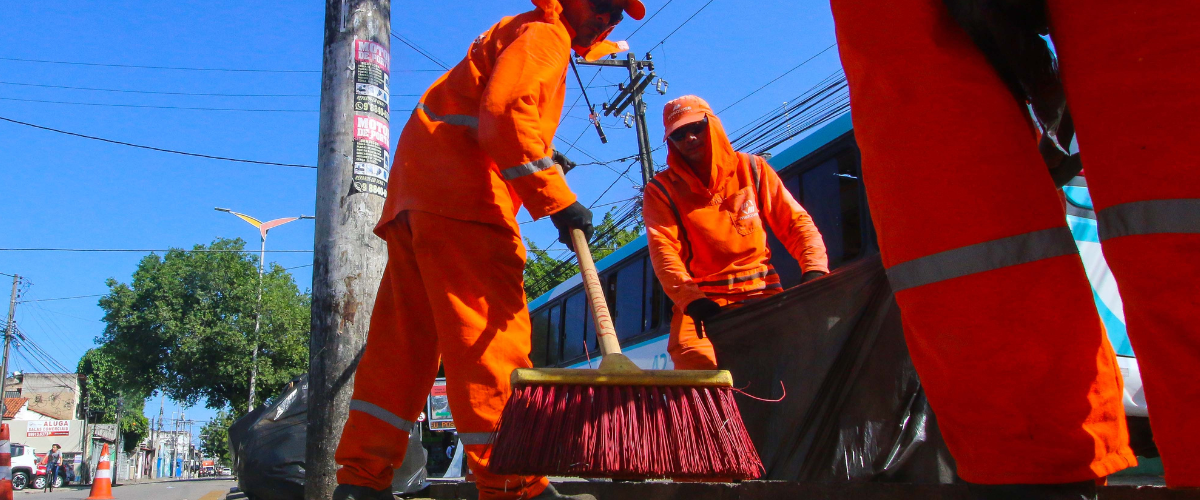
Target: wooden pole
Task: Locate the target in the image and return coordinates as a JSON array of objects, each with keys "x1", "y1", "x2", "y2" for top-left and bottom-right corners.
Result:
[
  {"x1": 308, "y1": 0, "x2": 391, "y2": 498},
  {"x1": 1, "y1": 275, "x2": 17, "y2": 421}
]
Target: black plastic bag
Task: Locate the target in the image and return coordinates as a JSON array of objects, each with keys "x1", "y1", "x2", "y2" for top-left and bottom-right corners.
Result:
[
  {"x1": 706, "y1": 256, "x2": 956, "y2": 483},
  {"x1": 230, "y1": 374, "x2": 428, "y2": 499}
]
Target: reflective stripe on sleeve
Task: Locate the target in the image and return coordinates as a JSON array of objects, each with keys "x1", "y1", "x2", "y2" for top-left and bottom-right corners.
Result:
[
  {"x1": 415, "y1": 103, "x2": 479, "y2": 128},
  {"x1": 1097, "y1": 198, "x2": 1200, "y2": 241},
  {"x1": 501, "y1": 157, "x2": 555, "y2": 180},
  {"x1": 349, "y1": 400, "x2": 415, "y2": 432},
  {"x1": 457, "y1": 432, "x2": 493, "y2": 446},
  {"x1": 886, "y1": 226, "x2": 1078, "y2": 293}
]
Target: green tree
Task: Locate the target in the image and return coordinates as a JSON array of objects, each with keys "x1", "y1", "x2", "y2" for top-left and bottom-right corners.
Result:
[
  {"x1": 97, "y1": 238, "x2": 311, "y2": 413},
  {"x1": 200, "y1": 410, "x2": 236, "y2": 466},
  {"x1": 77, "y1": 347, "x2": 150, "y2": 453},
  {"x1": 523, "y1": 209, "x2": 643, "y2": 299}
]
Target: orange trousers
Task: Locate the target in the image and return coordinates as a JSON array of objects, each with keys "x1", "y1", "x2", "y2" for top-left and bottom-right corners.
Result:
[
  {"x1": 832, "y1": 0, "x2": 1200, "y2": 486},
  {"x1": 335, "y1": 211, "x2": 549, "y2": 499},
  {"x1": 669, "y1": 290, "x2": 778, "y2": 370}
]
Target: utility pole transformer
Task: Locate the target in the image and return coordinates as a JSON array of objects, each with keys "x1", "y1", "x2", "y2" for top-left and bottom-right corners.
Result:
[{"x1": 309, "y1": 1, "x2": 391, "y2": 498}]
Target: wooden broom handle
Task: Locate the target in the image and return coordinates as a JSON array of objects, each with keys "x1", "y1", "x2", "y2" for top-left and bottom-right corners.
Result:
[{"x1": 571, "y1": 228, "x2": 623, "y2": 356}]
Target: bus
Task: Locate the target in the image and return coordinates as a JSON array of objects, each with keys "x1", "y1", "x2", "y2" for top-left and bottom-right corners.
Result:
[{"x1": 526, "y1": 112, "x2": 1148, "y2": 426}]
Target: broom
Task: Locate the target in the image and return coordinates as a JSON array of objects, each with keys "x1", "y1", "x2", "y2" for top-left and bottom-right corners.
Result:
[{"x1": 489, "y1": 228, "x2": 763, "y2": 479}]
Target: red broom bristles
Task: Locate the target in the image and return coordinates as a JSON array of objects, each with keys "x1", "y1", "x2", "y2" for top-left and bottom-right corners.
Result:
[{"x1": 489, "y1": 384, "x2": 764, "y2": 479}]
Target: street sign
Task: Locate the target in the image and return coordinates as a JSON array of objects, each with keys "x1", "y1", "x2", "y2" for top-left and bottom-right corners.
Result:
[{"x1": 426, "y1": 378, "x2": 454, "y2": 431}]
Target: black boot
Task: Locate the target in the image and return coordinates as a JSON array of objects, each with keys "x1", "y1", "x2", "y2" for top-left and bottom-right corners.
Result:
[
  {"x1": 967, "y1": 480, "x2": 1097, "y2": 500},
  {"x1": 530, "y1": 483, "x2": 597, "y2": 500},
  {"x1": 331, "y1": 484, "x2": 394, "y2": 500}
]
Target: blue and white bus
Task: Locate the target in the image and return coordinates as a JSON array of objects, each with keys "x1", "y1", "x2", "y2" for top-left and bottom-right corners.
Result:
[{"x1": 527, "y1": 112, "x2": 1147, "y2": 421}]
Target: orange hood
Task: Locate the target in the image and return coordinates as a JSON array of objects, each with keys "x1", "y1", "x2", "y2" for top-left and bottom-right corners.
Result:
[{"x1": 665, "y1": 109, "x2": 740, "y2": 194}]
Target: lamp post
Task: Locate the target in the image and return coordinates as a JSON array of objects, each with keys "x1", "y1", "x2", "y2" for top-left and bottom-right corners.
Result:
[{"x1": 215, "y1": 208, "x2": 314, "y2": 411}]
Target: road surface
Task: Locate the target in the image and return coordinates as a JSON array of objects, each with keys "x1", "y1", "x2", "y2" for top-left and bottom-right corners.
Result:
[{"x1": 15, "y1": 478, "x2": 237, "y2": 500}]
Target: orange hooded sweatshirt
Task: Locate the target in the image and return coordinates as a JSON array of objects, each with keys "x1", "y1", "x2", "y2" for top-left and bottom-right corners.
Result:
[
  {"x1": 377, "y1": 0, "x2": 627, "y2": 234},
  {"x1": 643, "y1": 103, "x2": 830, "y2": 312}
]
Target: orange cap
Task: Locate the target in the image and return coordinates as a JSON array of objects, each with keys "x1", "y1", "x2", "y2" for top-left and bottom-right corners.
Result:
[
  {"x1": 662, "y1": 95, "x2": 713, "y2": 140},
  {"x1": 622, "y1": 0, "x2": 646, "y2": 20}
]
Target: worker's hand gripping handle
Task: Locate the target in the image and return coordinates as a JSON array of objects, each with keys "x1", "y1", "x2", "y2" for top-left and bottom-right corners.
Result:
[{"x1": 571, "y1": 228, "x2": 623, "y2": 357}]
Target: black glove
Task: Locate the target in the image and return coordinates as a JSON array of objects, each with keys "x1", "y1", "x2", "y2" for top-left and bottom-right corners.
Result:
[
  {"x1": 549, "y1": 201, "x2": 594, "y2": 250},
  {"x1": 685, "y1": 298, "x2": 722, "y2": 339},
  {"x1": 552, "y1": 149, "x2": 577, "y2": 174},
  {"x1": 801, "y1": 271, "x2": 827, "y2": 283}
]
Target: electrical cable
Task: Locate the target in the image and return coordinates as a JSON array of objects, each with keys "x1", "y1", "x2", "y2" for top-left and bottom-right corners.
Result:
[
  {"x1": 0, "y1": 115, "x2": 317, "y2": 169},
  {"x1": 644, "y1": 0, "x2": 718, "y2": 54},
  {"x1": 0, "y1": 56, "x2": 440, "y2": 73},
  {"x1": 0, "y1": 248, "x2": 312, "y2": 253},
  {"x1": 624, "y1": 0, "x2": 676, "y2": 40},
  {"x1": 0, "y1": 80, "x2": 423, "y2": 98},
  {"x1": 718, "y1": 43, "x2": 838, "y2": 114},
  {"x1": 0, "y1": 96, "x2": 319, "y2": 113},
  {"x1": 390, "y1": 32, "x2": 451, "y2": 70},
  {"x1": 17, "y1": 294, "x2": 104, "y2": 303}
]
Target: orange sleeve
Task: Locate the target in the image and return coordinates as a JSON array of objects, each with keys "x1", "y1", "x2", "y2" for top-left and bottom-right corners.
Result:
[
  {"x1": 643, "y1": 187, "x2": 708, "y2": 310},
  {"x1": 757, "y1": 157, "x2": 830, "y2": 274},
  {"x1": 478, "y1": 22, "x2": 576, "y2": 219}
]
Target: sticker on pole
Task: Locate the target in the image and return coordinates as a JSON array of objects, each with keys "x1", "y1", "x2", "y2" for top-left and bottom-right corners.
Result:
[
  {"x1": 426, "y1": 378, "x2": 455, "y2": 431},
  {"x1": 349, "y1": 39, "x2": 391, "y2": 199}
]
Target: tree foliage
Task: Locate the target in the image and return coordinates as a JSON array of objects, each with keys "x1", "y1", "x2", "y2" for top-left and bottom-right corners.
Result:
[
  {"x1": 97, "y1": 238, "x2": 311, "y2": 413},
  {"x1": 77, "y1": 347, "x2": 150, "y2": 453},
  {"x1": 523, "y1": 209, "x2": 643, "y2": 299},
  {"x1": 200, "y1": 410, "x2": 236, "y2": 466}
]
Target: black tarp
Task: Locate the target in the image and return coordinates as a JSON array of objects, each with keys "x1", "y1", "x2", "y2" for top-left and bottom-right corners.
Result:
[
  {"x1": 230, "y1": 375, "x2": 428, "y2": 499},
  {"x1": 706, "y1": 255, "x2": 957, "y2": 483}
]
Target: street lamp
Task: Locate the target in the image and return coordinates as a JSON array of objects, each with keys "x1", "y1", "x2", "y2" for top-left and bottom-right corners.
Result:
[{"x1": 215, "y1": 208, "x2": 314, "y2": 411}]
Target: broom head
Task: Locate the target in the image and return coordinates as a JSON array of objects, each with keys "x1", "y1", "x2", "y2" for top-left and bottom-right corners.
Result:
[{"x1": 489, "y1": 353, "x2": 764, "y2": 479}]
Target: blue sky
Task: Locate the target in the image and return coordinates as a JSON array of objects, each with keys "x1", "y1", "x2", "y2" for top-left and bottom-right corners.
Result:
[{"x1": 0, "y1": 0, "x2": 844, "y2": 430}]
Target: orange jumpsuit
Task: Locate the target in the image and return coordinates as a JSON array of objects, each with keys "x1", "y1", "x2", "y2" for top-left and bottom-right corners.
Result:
[
  {"x1": 334, "y1": 1, "x2": 631, "y2": 498},
  {"x1": 830, "y1": 0, "x2": 1200, "y2": 487},
  {"x1": 644, "y1": 100, "x2": 829, "y2": 370}
]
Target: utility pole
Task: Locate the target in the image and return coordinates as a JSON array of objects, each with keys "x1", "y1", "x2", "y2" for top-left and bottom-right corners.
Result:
[
  {"x1": 577, "y1": 52, "x2": 668, "y2": 186},
  {"x1": 114, "y1": 394, "x2": 124, "y2": 485},
  {"x1": 1, "y1": 274, "x2": 19, "y2": 416},
  {"x1": 309, "y1": 1, "x2": 391, "y2": 498}
]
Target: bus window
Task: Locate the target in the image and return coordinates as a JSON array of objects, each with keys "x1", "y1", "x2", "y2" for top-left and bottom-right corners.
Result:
[
  {"x1": 802, "y1": 157, "x2": 844, "y2": 267},
  {"x1": 546, "y1": 302, "x2": 562, "y2": 366},
  {"x1": 530, "y1": 308, "x2": 550, "y2": 367},
  {"x1": 562, "y1": 291, "x2": 587, "y2": 361},
  {"x1": 612, "y1": 258, "x2": 646, "y2": 341},
  {"x1": 644, "y1": 256, "x2": 663, "y2": 331},
  {"x1": 836, "y1": 149, "x2": 866, "y2": 262}
]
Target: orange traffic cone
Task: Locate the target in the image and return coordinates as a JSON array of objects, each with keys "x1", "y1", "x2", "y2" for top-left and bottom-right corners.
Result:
[
  {"x1": 0, "y1": 423, "x2": 12, "y2": 500},
  {"x1": 85, "y1": 443, "x2": 115, "y2": 500}
]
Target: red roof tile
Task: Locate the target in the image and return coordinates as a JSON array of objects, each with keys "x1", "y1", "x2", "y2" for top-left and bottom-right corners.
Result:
[{"x1": 3, "y1": 398, "x2": 27, "y2": 419}]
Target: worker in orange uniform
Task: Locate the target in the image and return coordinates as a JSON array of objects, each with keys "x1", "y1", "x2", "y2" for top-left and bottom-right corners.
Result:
[
  {"x1": 332, "y1": 1, "x2": 644, "y2": 499},
  {"x1": 830, "y1": 0, "x2": 1200, "y2": 497},
  {"x1": 644, "y1": 95, "x2": 829, "y2": 371}
]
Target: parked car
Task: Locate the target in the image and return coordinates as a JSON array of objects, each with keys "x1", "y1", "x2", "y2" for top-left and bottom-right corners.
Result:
[
  {"x1": 220, "y1": 466, "x2": 232, "y2": 476},
  {"x1": 8, "y1": 444, "x2": 37, "y2": 490},
  {"x1": 33, "y1": 460, "x2": 65, "y2": 490}
]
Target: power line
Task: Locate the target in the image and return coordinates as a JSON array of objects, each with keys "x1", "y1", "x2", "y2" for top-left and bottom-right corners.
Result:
[
  {"x1": 0, "y1": 248, "x2": 312, "y2": 253},
  {"x1": 0, "y1": 80, "x2": 422, "y2": 98},
  {"x1": 390, "y1": 32, "x2": 451, "y2": 70},
  {"x1": 0, "y1": 96, "x2": 318, "y2": 113},
  {"x1": 625, "y1": 0, "x2": 676, "y2": 40},
  {"x1": 17, "y1": 294, "x2": 104, "y2": 303},
  {"x1": 717, "y1": 43, "x2": 838, "y2": 114},
  {"x1": 0, "y1": 115, "x2": 317, "y2": 169},
  {"x1": 0, "y1": 56, "x2": 440, "y2": 73},
  {"x1": 645, "y1": 0, "x2": 718, "y2": 54}
]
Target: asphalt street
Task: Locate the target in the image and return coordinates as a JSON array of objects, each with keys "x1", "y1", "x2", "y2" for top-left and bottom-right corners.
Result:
[{"x1": 14, "y1": 478, "x2": 237, "y2": 500}]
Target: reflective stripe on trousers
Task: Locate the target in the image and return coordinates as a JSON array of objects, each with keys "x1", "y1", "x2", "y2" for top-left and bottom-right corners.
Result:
[
  {"x1": 349, "y1": 400, "x2": 415, "y2": 433},
  {"x1": 886, "y1": 227, "x2": 1079, "y2": 292}
]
